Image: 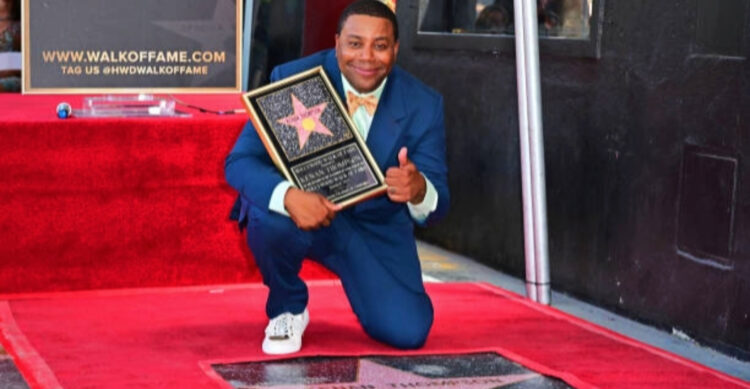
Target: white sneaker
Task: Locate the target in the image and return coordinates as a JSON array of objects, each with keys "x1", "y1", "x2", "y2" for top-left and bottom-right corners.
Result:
[{"x1": 262, "y1": 309, "x2": 309, "y2": 355}]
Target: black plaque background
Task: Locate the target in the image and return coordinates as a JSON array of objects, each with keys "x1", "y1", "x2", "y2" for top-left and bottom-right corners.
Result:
[
  {"x1": 245, "y1": 70, "x2": 384, "y2": 205},
  {"x1": 255, "y1": 76, "x2": 353, "y2": 162},
  {"x1": 24, "y1": 0, "x2": 240, "y2": 91},
  {"x1": 290, "y1": 144, "x2": 378, "y2": 202}
]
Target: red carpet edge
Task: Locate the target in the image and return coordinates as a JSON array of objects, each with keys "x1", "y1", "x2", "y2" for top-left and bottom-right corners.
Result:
[
  {"x1": 0, "y1": 281, "x2": 748, "y2": 389},
  {"x1": 474, "y1": 283, "x2": 750, "y2": 388},
  {"x1": 0, "y1": 302, "x2": 63, "y2": 389}
]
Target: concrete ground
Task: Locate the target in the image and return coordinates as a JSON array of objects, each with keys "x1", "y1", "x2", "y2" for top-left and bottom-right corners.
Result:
[{"x1": 416, "y1": 240, "x2": 750, "y2": 383}]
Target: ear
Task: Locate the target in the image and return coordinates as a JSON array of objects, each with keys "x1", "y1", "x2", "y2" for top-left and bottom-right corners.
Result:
[{"x1": 393, "y1": 40, "x2": 400, "y2": 59}]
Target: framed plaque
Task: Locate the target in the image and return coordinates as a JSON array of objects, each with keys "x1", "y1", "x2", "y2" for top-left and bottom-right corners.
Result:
[{"x1": 241, "y1": 67, "x2": 387, "y2": 208}]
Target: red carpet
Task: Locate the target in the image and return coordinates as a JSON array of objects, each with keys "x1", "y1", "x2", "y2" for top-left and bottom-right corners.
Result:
[
  {"x1": 0, "y1": 94, "x2": 334, "y2": 293},
  {"x1": 0, "y1": 282, "x2": 747, "y2": 389}
]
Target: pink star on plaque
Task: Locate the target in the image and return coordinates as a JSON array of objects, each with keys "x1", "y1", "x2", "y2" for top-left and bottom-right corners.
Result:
[{"x1": 277, "y1": 94, "x2": 332, "y2": 149}]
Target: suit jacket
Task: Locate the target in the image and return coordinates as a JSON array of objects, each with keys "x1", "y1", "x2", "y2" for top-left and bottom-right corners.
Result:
[{"x1": 225, "y1": 49, "x2": 449, "y2": 288}]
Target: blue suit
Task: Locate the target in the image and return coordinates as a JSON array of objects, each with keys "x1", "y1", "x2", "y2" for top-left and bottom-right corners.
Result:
[{"x1": 225, "y1": 50, "x2": 449, "y2": 349}]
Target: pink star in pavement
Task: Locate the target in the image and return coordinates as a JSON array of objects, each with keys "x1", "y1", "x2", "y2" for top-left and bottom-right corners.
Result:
[
  {"x1": 277, "y1": 94, "x2": 332, "y2": 150},
  {"x1": 263, "y1": 359, "x2": 541, "y2": 388}
]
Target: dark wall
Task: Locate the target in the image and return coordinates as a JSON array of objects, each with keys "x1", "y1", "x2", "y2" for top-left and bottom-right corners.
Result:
[
  {"x1": 247, "y1": 0, "x2": 305, "y2": 89},
  {"x1": 247, "y1": 0, "x2": 351, "y2": 89},
  {"x1": 398, "y1": 0, "x2": 750, "y2": 357}
]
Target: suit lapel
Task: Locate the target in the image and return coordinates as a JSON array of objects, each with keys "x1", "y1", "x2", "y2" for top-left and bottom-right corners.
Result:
[
  {"x1": 323, "y1": 51, "x2": 346, "y2": 103},
  {"x1": 366, "y1": 69, "x2": 407, "y2": 170}
]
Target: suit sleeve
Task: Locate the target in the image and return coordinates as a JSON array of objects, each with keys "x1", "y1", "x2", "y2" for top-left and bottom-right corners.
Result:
[
  {"x1": 224, "y1": 66, "x2": 289, "y2": 208},
  {"x1": 408, "y1": 95, "x2": 450, "y2": 227}
]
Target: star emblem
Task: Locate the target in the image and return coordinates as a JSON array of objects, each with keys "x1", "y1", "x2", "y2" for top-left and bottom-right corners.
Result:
[
  {"x1": 261, "y1": 359, "x2": 541, "y2": 388},
  {"x1": 277, "y1": 94, "x2": 333, "y2": 149}
]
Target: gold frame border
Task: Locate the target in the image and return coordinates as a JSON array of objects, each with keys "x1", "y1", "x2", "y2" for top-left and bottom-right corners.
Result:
[
  {"x1": 22, "y1": 0, "x2": 243, "y2": 94},
  {"x1": 241, "y1": 66, "x2": 387, "y2": 208}
]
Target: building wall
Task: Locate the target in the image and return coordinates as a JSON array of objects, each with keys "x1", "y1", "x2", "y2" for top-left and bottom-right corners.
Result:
[{"x1": 397, "y1": 0, "x2": 750, "y2": 357}]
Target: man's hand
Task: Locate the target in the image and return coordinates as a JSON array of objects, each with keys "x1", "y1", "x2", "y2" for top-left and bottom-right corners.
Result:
[
  {"x1": 284, "y1": 188, "x2": 340, "y2": 230},
  {"x1": 385, "y1": 147, "x2": 427, "y2": 204}
]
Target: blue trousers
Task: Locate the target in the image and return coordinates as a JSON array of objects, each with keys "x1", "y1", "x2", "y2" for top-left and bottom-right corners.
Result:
[{"x1": 245, "y1": 203, "x2": 433, "y2": 349}]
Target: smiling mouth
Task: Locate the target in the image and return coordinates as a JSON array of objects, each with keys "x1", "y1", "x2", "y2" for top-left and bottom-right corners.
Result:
[{"x1": 351, "y1": 66, "x2": 380, "y2": 77}]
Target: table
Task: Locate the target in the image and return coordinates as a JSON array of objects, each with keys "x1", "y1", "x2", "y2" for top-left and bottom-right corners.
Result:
[{"x1": 0, "y1": 93, "x2": 260, "y2": 293}]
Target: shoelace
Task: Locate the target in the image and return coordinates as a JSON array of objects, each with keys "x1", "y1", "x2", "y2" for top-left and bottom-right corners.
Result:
[{"x1": 267, "y1": 313, "x2": 294, "y2": 340}]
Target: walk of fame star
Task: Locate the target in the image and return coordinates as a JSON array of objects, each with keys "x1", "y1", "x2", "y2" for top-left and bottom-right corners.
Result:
[
  {"x1": 241, "y1": 359, "x2": 540, "y2": 389},
  {"x1": 277, "y1": 94, "x2": 332, "y2": 150}
]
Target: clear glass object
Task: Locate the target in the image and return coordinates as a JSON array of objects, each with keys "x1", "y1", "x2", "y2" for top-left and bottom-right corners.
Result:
[{"x1": 76, "y1": 94, "x2": 189, "y2": 117}]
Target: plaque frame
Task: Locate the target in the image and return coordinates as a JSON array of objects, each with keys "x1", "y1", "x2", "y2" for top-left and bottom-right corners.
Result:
[{"x1": 241, "y1": 66, "x2": 387, "y2": 208}]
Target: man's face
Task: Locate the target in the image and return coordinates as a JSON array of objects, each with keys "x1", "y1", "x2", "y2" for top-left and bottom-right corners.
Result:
[{"x1": 335, "y1": 14, "x2": 399, "y2": 93}]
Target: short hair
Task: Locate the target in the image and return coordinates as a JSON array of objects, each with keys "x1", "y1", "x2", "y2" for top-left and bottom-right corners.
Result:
[{"x1": 337, "y1": 0, "x2": 399, "y2": 41}]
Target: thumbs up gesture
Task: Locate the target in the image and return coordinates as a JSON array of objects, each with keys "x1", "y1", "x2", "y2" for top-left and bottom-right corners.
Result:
[{"x1": 385, "y1": 147, "x2": 427, "y2": 204}]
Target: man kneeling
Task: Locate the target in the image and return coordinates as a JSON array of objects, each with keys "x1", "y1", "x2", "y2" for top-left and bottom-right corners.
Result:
[{"x1": 225, "y1": 0, "x2": 449, "y2": 354}]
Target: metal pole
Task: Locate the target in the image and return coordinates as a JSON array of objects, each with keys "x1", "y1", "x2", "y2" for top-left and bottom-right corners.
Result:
[
  {"x1": 513, "y1": 0, "x2": 537, "y2": 302},
  {"x1": 514, "y1": 0, "x2": 551, "y2": 304}
]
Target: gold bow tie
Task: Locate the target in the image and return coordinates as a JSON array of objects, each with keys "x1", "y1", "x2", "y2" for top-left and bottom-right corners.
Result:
[{"x1": 346, "y1": 91, "x2": 378, "y2": 117}]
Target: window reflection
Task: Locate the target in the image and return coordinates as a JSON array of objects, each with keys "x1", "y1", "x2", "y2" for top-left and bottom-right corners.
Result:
[{"x1": 419, "y1": 0, "x2": 593, "y2": 38}]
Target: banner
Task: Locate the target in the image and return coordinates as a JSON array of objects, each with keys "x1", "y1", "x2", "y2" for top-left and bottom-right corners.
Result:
[{"x1": 23, "y1": 0, "x2": 241, "y2": 93}]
